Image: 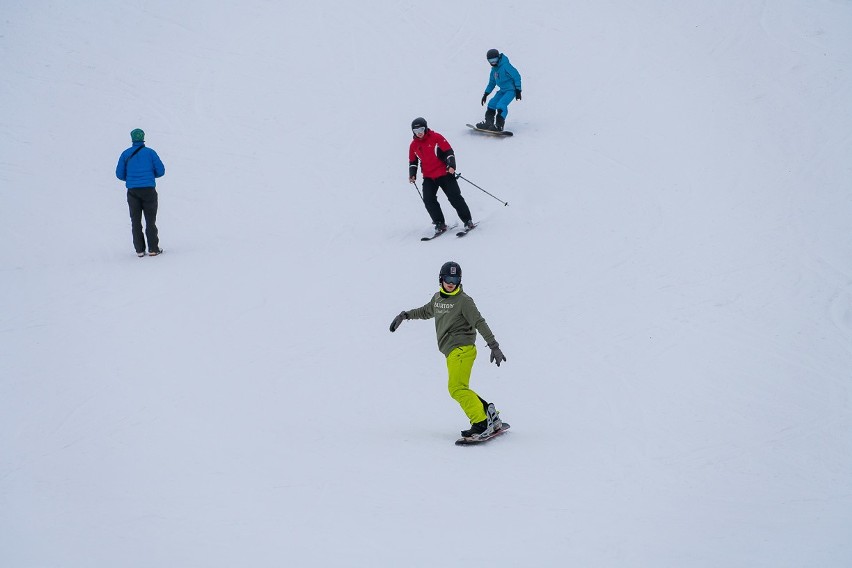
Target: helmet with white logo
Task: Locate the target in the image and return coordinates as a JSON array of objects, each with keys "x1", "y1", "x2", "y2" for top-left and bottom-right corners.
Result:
[{"x1": 439, "y1": 261, "x2": 462, "y2": 286}]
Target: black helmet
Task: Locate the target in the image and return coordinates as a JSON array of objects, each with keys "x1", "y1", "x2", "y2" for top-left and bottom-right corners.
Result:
[
  {"x1": 439, "y1": 261, "x2": 462, "y2": 286},
  {"x1": 486, "y1": 48, "x2": 500, "y2": 61},
  {"x1": 411, "y1": 117, "x2": 427, "y2": 131}
]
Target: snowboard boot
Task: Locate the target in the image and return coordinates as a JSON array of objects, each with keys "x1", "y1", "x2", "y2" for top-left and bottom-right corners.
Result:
[
  {"x1": 476, "y1": 108, "x2": 497, "y2": 131},
  {"x1": 461, "y1": 419, "x2": 489, "y2": 438},
  {"x1": 495, "y1": 110, "x2": 505, "y2": 132},
  {"x1": 485, "y1": 402, "x2": 502, "y2": 431}
]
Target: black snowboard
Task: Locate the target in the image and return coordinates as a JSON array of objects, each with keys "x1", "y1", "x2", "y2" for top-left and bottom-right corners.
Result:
[{"x1": 466, "y1": 124, "x2": 513, "y2": 137}]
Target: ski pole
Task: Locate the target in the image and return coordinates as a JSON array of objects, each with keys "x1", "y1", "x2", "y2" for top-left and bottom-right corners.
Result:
[
  {"x1": 455, "y1": 173, "x2": 508, "y2": 206},
  {"x1": 412, "y1": 180, "x2": 423, "y2": 201}
]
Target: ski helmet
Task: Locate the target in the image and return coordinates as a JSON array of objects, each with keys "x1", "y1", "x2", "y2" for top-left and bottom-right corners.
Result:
[
  {"x1": 411, "y1": 117, "x2": 427, "y2": 131},
  {"x1": 130, "y1": 128, "x2": 145, "y2": 142},
  {"x1": 439, "y1": 261, "x2": 462, "y2": 286},
  {"x1": 486, "y1": 48, "x2": 500, "y2": 62}
]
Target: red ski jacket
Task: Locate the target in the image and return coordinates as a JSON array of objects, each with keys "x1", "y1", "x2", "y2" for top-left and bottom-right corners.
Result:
[{"x1": 409, "y1": 129, "x2": 455, "y2": 180}]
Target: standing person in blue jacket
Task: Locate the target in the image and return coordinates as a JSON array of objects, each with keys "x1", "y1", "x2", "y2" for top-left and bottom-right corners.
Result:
[
  {"x1": 476, "y1": 48, "x2": 523, "y2": 132},
  {"x1": 115, "y1": 128, "x2": 166, "y2": 257}
]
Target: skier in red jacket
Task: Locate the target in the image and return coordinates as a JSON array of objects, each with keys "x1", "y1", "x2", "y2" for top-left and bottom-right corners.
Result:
[{"x1": 408, "y1": 117, "x2": 474, "y2": 234}]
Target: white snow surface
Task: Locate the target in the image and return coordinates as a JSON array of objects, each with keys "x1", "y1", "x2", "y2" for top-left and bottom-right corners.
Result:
[{"x1": 2, "y1": 1, "x2": 852, "y2": 566}]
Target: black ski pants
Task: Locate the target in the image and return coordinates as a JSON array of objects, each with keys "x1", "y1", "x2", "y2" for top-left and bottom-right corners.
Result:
[
  {"x1": 127, "y1": 187, "x2": 159, "y2": 253},
  {"x1": 422, "y1": 174, "x2": 472, "y2": 226}
]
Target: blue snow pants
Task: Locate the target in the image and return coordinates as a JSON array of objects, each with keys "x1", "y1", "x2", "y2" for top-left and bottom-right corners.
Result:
[{"x1": 487, "y1": 89, "x2": 516, "y2": 118}]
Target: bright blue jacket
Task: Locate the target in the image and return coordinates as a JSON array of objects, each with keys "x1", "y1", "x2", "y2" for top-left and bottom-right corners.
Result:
[
  {"x1": 484, "y1": 54, "x2": 522, "y2": 95},
  {"x1": 115, "y1": 142, "x2": 165, "y2": 189}
]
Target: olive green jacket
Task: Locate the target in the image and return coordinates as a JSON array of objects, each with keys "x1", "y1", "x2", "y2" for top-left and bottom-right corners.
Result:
[{"x1": 406, "y1": 285, "x2": 497, "y2": 357}]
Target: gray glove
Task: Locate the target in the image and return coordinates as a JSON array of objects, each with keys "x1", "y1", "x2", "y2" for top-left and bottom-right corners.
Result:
[
  {"x1": 389, "y1": 311, "x2": 408, "y2": 332},
  {"x1": 488, "y1": 341, "x2": 506, "y2": 366}
]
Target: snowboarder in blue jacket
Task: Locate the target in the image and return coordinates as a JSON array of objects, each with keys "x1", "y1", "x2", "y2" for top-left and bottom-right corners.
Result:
[
  {"x1": 115, "y1": 128, "x2": 166, "y2": 257},
  {"x1": 476, "y1": 49, "x2": 522, "y2": 132}
]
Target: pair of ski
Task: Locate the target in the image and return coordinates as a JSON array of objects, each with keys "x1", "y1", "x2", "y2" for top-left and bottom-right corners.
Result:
[
  {"x1": 455, "y1": 422, "x2": 511, "y2": 446},
  {"x1": 421, "y1": 222, "x2": 478, "y2": 241}
]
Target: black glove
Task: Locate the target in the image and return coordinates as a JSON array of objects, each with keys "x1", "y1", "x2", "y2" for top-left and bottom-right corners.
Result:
[
  {"x1": 389, "y1": 311, "x2": 408, "y2": 332},
  {"x1": 515, "y1": 89, "x2": 522, "y2": 101},
  {"x1": 445, "y1": 154, "x2": 456, "y2": 171},
  {"x1": 488, "y1": 341, "x2": 506, "y2": 367},
  {"x1": 481, "y1": 93, "x2": 488, "y2": 106}
]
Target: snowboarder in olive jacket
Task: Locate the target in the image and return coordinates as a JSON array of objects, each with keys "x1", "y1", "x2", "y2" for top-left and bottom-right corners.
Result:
[{"x1": 389, "y1": 261, "x2": 508, "y2": 438}]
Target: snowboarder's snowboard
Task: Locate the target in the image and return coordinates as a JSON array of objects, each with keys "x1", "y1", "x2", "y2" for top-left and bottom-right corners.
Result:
[
  {"x1": 466, "y1": 124, "x2": 513, "y2": 137},
  {"x1": 455, "y1": 423, "x2": 511, "y2": 446}
]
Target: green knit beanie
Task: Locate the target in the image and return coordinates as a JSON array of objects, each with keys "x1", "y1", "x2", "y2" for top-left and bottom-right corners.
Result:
[{"x1": 130, "y1": 128, "x2": 145, "y2": 142}]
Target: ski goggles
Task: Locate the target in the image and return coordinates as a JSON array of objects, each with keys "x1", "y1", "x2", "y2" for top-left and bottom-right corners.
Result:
[
  {"x1": 442, "y1": 275, "x2": 461, "y2": 285},
  {"x1": 488, "y1": 57, "x2": 499, "y2": 64},
  {"x1": 412, "y1": 126, "x2": 426, "y2": 135}
]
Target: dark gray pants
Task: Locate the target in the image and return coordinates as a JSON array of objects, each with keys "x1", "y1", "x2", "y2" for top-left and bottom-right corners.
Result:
[
  {"x1": 422, "y1": 174, "x2": 472, "y2": 226},
  {"x1": 127, "y1": 187, "x2": 159, "y2": 253}
]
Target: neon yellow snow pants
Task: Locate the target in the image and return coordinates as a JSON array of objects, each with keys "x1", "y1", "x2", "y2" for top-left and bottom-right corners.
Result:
[{"x1": 446, "y1": 345, "x2": 487, "y2": 424}]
